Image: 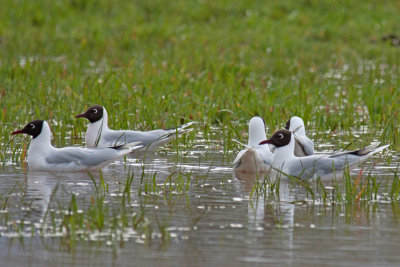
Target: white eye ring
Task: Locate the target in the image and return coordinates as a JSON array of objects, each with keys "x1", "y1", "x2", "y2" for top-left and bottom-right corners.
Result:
[
  {"x1": 30, "y1": 123, "x2": 35, "y2": 129},
  {"x1": 278, "y1": 133, "x2": 283, "y2": 139},
  {"x1": 93, "y1": 109, "x2": 98, "y2": 113}
]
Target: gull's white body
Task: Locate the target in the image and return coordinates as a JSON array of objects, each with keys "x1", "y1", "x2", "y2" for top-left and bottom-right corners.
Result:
[
  {"x1": 287, "y1": 116, "x2": 314, "y2": 156},
  {"x1": 271, "y1": 133, "x2": 389, "y2": 180},
  {"x1": 84, "y1": 108, "x2": 193, "y2": 150},
  {"x1": 233, "y1": 117, "x2": 273, "y2": 173},
  {"x1": 27, "y1": 122, "x2": 140, "y2": 172}
]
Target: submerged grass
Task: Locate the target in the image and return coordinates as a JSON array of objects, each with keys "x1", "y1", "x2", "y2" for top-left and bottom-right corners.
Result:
[
  {"x1": 248, "y1": 165, "x2": 400, "y2": 227},
  {"x1": 0, "y1": 168, "x2": 199, "y2": 250},
  {"x1": 251, "y1": 166, "x2": 400, "y2": 208}
]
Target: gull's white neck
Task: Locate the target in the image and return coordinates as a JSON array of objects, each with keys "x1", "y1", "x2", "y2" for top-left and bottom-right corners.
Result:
[
  {"x1": 29, "y1": 122, "x2": 52, "y2": 148},
  {"x1": 272, "y1": 134, "x2": 296, "y2": 169},
  {"x1": 85, "y1": 108, "x2": 110, "y2": 148},
  {"x1": 248, "y1": 117, "x2": 267, "y2": 147},
  {"x1": 28, "y1": 122, "x2": 53, "y2": 167}
]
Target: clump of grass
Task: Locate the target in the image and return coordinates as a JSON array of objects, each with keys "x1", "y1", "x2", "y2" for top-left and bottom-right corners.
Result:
[
  {"x1": 252, "y1": 164, "x2": 400, "y2": 208},
  {"x1": 1, "y1": 0, "x2": 399, "y2": 155},
  {"x1": 138, "y1": 165, "x2": 196, "y2": 206},
  {"x1": 0, "y1": 169, "x2": 195, "y2": 250},
  {"x1": 163, "y1": 171, "x2": 192, "y2": 195},
  {"x1": 36, "y1": 171, "x2": 156, "y2": 249},
  {"x1": 250, "y1": 172, "x2": 280, "y2": 201}
]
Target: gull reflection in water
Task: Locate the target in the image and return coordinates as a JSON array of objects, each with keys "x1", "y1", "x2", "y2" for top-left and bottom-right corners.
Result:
[
  {"x1": 26, "y1": 171, "x2": 99, "y2": 218},
  {"x1": 234, "y1": 170, "x2": 295, "y2": 228},
  {"x1": 234, "y1": 169, "x2": 295, "y2": 261}
]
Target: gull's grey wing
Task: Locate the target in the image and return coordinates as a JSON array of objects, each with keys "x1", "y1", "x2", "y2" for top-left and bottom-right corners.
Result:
[
  {"x1": 234, "y1": 147, "x2": 273, "y2": 167},
  {"x1": 329, "y1": 143, "x2": 380, "y2": 158},
  {"x1": 284, "y1": 144, "x2": 388, "y2": 180},
  {"x1": 293, "y1": 138, "x2": 307, "y2": 157},
  {"x1": 233, "y1": 148, "x2": 271, "y2": 172},
  {"x1": 103, "y1": 129, "x2": 174, "y2": 147},
  {"x1": 257, "y1": 146, "x2": 274, "y2": 166},
  {"x1": 288, "y1": 154, "x2": 360, "y2": 179},
  {"x1": 294, "y1": 135, "x2": 314, "y2": 156},
  {"x1": 45, "y1": 147, "x2": 122, "y2": 167},
  {"x1": 233, "y1": 149, "x2": 247, "y2": 167}
]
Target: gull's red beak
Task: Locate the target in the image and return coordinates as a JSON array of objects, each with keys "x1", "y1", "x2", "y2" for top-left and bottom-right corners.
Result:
[
  {"x1": 75, "y1": 113, "x2": 86, "y2": 118},
  {"x1": 259, "y1": 139, "x2": 271, "y2": 145},
  {"x1": 11, "y1": 129, "x2": 25, "y2": 135}
]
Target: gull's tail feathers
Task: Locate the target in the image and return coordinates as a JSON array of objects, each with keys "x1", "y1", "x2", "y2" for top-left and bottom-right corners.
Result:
[{"x1": 166, "y1": 121, "x2": 196, "y2": 132}]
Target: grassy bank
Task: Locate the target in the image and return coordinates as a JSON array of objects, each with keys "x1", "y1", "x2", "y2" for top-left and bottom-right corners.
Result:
[{"x1": 0, "y1": 0, "x2": 399, "y2": 152}]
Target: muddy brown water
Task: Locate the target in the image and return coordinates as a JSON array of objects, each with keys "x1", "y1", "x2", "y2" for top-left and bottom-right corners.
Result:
[{"x1": 0, "y1": 136, "x2": 399, "y2": 266}]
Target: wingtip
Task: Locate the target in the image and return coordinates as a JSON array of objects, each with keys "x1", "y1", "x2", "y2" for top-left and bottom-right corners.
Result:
[
  {"x1": 369, "y1": 143, "x2": 390, "y2": 155},
  {"x1": 178, "y1": 121, "x2": 197, "y2": 129},
  {"x1": 130, "y1": 145, "x2": 144, "y2": 151},
  {"x1": 163, "y1": 121, "x2": 196, "y2": 135},
  {"x1": 178, "y1": 127, "x2": 194, "y2": 135},
  {"x1": 377, "y1": 144, "x2": 390, "y2": 151}
]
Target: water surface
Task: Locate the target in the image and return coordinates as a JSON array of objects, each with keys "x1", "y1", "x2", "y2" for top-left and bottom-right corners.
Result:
[{"x1": 0, "y1": 131, "x2": 398, "y2": 266}]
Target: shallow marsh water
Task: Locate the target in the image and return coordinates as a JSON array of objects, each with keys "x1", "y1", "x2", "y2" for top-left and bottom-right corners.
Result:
[{"x1": 0, "y1": 129, "x2": 399, "y2": 266}]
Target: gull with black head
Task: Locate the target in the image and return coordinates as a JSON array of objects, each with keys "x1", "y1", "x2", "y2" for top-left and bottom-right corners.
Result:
[
  {"x1": 12, "y1": 120, "x2": 142, "y2": 172},
  {"x1": 75, "y1": 105, "x2": 194, "y2": 150},
  {"x1": 233, "y1": 116, "x2": 273, "y2": 173},
  {"x1": 259, "y1": 129, "x2": 389, "y2": 180}
]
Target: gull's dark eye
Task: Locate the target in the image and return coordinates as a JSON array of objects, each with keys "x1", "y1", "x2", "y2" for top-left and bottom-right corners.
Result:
[
  {"x1": 93, "y1": 109, "x2": 98, "y2": 113},
  {"x1": 278, "y1": 133, "x2": 283, "y2": 139},
  {"x1": 30, "y1": 123, "x2": 35, "y2": 129}
]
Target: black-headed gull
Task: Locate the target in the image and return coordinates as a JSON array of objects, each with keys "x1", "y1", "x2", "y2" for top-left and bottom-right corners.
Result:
[
  {"x1": 285, "y1": 116, "x2": 314, "y2": 156},
  {"x1": 259, "y1": 129, "x2": 389, "y2": 180},
  {"x1": 233, "y1": 116, "x2": 273, "y2": 173},
  {"x1": 75, "y1": 105, "x2": 194, "y2": 150},
  {"x1": 11, "y1": 120, "x2": 142, "y2": 172}
]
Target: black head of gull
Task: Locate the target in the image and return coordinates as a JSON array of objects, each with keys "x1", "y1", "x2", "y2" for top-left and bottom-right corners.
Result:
[
  {"x1": 75, "y1": 105, "x2": 104, "y2": 123},
  {"x1": 11, "y1": 120, "x2": 44, "y2": 139},
  {"x1": 259, "y1": 129, "x2": 292, "y2": 148}
]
